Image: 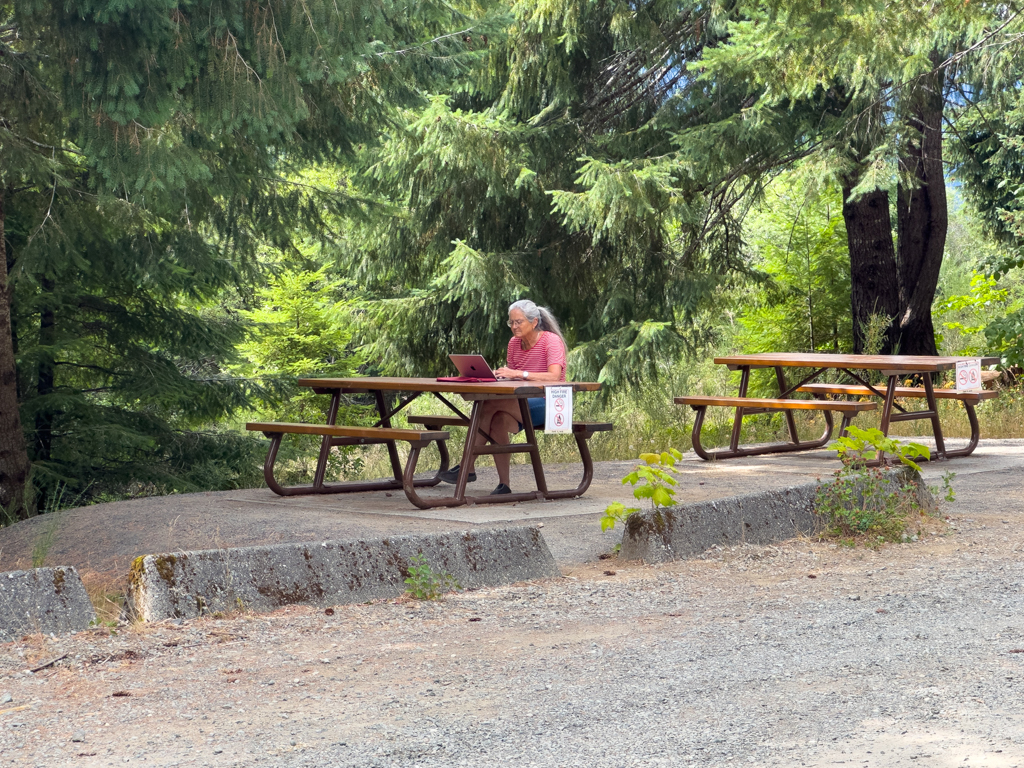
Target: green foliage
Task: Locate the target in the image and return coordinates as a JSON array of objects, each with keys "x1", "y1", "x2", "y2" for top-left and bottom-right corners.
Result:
[
  {"x1": 934, "y1": 471, "x2": 956, "y2": 505},
  {"x1": 815, "y1": 464, "x2": 924, "y2": 545},
  {"x1": 935, "y1": 274, "x2": 1013, "y2": 355},
  {"x1": 1, "y1": 0, "x2": 489, "y2": 508},
  {"x1": 5, "y1": 185, "x2": 280, "y2": 500},
  {"x1": 817, "y1": 427, "x2": 936, "y2": 545},
  {"x1": 345, "y1": 3, "x2": 734, "y2": 386},
  {"x1": 736, "y1": 171, "x2": 853, "y2": 355},
  {"x1": 403, "y1": 554, "x2": 460, "y2": 600},
  {"x1": 834, "y1": 426, "x2": 929, "y2": 472},
  {"x1": 237, "y1": 266, "x2": 363, "y2": 419},
  {"x1": 601, "y1": 448, "x2": 682, "y2": 532}
]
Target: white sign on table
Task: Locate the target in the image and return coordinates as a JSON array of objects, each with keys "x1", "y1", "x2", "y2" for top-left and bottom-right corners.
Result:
[
  {"x1": 955, "y1": 359, "x2": 983, "y2": 392},
  {"x1": 544, "y1": 385, "x2": 573, "y2": 433}
]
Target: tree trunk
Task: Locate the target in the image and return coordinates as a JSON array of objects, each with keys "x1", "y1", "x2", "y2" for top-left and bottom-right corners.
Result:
[
  {"x1": 844, "y1": 53, "x2": 947, "y2": 357},
  {"x1": 894, "y1": 58, "x2": 946, "y2": 357},
  {"x1": 34, "y1": 278, "x2": 56, "y2": 465},
  {"x1": 0, "y1": 187, "x2": 35, "y2": 519},
  {"x1": 841, "y1": 185, "x2": 901, "y2": 354}
]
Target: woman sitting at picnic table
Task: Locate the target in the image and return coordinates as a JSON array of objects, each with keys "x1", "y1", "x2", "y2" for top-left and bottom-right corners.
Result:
[{"x1": 438, "y1": 299, "x2": 568, "y2": 495}]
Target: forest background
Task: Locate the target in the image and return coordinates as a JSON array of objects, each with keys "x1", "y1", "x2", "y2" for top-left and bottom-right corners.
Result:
[{"x1": 4, "y1": 0, "x2": 1024, "y2": 522}]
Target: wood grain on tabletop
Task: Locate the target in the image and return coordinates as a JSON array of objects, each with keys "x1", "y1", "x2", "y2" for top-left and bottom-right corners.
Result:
[
  {"x1": 673, "y1": 396, "x2": 877, "y2": 412},
  {"x1": 296, "y1": 376, "x2": 601, "y2": 394},
  {"x1": 713, "y1": 353, "x2": 1001, "y2": 371}
]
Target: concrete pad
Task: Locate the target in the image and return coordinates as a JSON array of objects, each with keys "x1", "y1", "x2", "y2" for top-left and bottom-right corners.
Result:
[
  {"x1": 0, "y1": 440, "x2": 1019, "y2": 579},
  {"x1": 125, "y1": 526, "x2": 559, "y2": 621},
  {"x1": 620, "y1": 467, "x2": 933, "y2": 563},
  {"x1": 0, "y1": 567, "x2": 95, "y2": 642}
]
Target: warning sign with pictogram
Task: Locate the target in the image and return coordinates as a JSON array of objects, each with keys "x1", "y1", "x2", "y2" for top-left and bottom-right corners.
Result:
[
  {"x1": 955, "y1": 359, "x2": 982, "y2": 392},
  {"x1": 544, "y1": 385, "x2": 573, "y2": 433}
]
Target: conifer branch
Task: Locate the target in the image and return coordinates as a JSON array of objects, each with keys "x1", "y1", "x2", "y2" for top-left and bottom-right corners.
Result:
[{"x1": 372, "y1": 24, "x2": 484, "y2": 58}]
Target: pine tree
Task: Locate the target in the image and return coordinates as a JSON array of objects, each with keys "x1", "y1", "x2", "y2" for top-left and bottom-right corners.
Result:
[
  {"x1": 443, "y1": 0, "x2": 1024, "y2": 358},
  {"x1": 605, "y1": 0, "x2": 1024, "y2": 355},
  {"x1": 345, "y1": 0, "x2": 733, "y2": 387},
  {"x1": 0, "y1": 0, "x2": 484, "y2": 517}
]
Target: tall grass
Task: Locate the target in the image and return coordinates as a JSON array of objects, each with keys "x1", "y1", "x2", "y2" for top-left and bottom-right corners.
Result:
[{"x1": 30, "y1": 483, "x2": 89, "y2": 567}]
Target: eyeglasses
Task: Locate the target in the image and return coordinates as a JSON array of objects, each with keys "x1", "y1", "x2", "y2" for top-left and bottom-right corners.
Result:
[{"x1": 508, "y1": 318, "x2": 530, "y2": 328}]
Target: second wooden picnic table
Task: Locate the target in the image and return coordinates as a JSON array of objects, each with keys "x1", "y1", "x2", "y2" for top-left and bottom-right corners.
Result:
[
  {"x1": 247, "y1": 377, "x2": 607, "y2": 509},
  {"x1": 676, "y1": 353, "x2": 1000, "y2": 461}
]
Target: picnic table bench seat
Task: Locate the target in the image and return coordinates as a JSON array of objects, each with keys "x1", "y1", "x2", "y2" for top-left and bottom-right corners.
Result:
[
  {"x1": 795, "y1": 383, "x2": 998, "y2": 404},
  {"x1": 403, "y1": 414, "x2": 613, "y2": 505},
  {"x1": 406, "y1": 414, "x2": 614, "y2": 435},
  {"x1": 674, "y1": 396, "x2": 876, "y2": 461},
  {"x1": 674, "y1": 396, "x2": 877, "y2": 413},
  {"x1": 245, "y1": 421, "x2": 450, "y2": 496},
  {"x1": 246, "y1": 422, "x2": 449, "y2": 444},
  {"x1": 795, "y1": 383, "x2": 998, "y2": 459}
]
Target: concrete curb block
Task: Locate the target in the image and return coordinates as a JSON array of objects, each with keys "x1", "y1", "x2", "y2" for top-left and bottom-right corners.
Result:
[
  {"x1": 621, "y1": 467, "x2": 932, "y2": 563},
  {"x1": 0, "y1": 567, "x2": 96, "y2": 642},
  {"x1": 126, "y1": 526, "x2": 560, "y2": 621}
]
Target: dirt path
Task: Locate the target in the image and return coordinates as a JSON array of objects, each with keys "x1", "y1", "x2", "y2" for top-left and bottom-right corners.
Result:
[{"x1": 2, "y1": 459, "x2": 1023, "y2": 767}]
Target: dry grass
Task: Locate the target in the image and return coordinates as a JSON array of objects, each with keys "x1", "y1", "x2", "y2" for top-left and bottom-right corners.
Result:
[{"x1": 80, "y1": 571, "x2": 126, "y2": 626}]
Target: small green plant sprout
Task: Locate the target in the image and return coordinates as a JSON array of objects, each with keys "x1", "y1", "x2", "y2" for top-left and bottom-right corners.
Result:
[
  {"x1": 930, "y1": 470, "x2": 956, "y2": 504},
  {"x1": 404, "y1": 553, "x2": 460, "y2": 600},
  {"x1": 835, "y1": 426, "x2": 929, "y2": 471},
  {"x1": 601, "y1": 449, "x2": 683, "y2": 532}
]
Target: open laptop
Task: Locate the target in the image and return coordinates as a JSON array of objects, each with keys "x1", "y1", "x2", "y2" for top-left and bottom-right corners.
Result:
[{"x1": 439, "y1": 354, "x2": 508, "y2": 382}]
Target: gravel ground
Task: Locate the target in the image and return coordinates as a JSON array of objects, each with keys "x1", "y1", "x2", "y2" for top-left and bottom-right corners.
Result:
[{"x1": 2, "y1": 467, "x2": 1024, "y2": 767}]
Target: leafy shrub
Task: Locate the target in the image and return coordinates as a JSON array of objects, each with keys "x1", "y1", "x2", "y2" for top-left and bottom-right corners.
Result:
[{"x1": 816, "y1": 426, "x2": 935, "y2": 545}]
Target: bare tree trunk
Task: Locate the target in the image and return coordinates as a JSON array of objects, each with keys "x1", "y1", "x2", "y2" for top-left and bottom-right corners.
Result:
[
  {"x1": 895, "y1": 59, "x2": 946, "y2": 357},
  {"x1": 0, "y1": 187, "x2": 35, "y2": 519},
  {"x1": 844, "y1": 54, "x2": 947, "y2": 357},
  {"x1": 841, "y1": 185, "x2": 901, "y2": 354},
  {"x1": 34, "y1": 278, "x2": 56, "y2": 465}
]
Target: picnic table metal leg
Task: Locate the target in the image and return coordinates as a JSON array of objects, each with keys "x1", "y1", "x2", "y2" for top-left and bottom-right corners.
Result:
[
  {"x1": 922, "y1": 375, "x2": 947, "y2": 459},
  {"x1": 261, "y1": 433, "x2": 291, "y2": 495},
  {"x1": 454, "y1": 402, "x2": 484, "y2": 501},
  {"x1": 311, "y1": 390, "x2": 343, "y2": 490},
  {"x1": 374, "y1": 390, "x2": 406, "y2": 483},
  {"x1": 728, "y1": 367, "x2": 750, "y2": 453},
  {"x1": 402, "y1": 440, "x2": 464, "y2": 509},
  {"x1": 878, "y1": 375, "x2": 899, "y2": 435},
  {"x1": 775, "y1": 366, "x2": 801, "y2": 444},
  {"x1": 519, "y1": 397, "x2": 549, "y2": 496},
  {"x1": 939, "y1": 402, "x2": 981, "y2": 459},
  {"x1": 542, "y1": 427, "x2": 597, "y2": 499},
  {"x1": 688, "y1": 404, "x2": 836, "y2": 460}
]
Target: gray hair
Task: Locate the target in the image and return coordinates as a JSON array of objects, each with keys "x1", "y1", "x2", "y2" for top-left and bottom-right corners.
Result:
[{"x1": 508, "y1": 299, "x2": 566, "y2": 346}]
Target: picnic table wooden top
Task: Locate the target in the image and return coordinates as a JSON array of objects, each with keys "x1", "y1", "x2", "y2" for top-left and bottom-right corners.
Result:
[
  {"x1": 714, "y1": 353, "x2": 1000, "y2": 372},
  {"x1": 296, "y1": 376, "x2": 601, "y2": 396}
]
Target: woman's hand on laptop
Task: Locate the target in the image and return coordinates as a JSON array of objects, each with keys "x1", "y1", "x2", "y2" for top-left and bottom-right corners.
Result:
[{"x1": 495, "y1": 366, "x2": 523, "y2": 379}]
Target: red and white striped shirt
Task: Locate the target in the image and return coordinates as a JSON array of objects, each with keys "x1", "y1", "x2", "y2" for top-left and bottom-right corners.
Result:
[{"x1": 506, "y1": 331, "x2": 567, "y2": 381}]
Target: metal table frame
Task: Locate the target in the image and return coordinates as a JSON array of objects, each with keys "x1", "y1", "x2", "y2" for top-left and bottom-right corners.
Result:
[
  {"x1": 702, "y1": 354, "x2": 999, "y2": 462},
  {"x1": 275, "y1": 377, "x2": 602, "y2": 508}
]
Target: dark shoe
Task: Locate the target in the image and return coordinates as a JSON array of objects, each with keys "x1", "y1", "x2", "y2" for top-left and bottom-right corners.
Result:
[
  {"x1": 491, "y1": 483, "x2": 512, "y2": 495},
  {"x1": 438, "y1": 465, "x2": 476, "y2": 484}
]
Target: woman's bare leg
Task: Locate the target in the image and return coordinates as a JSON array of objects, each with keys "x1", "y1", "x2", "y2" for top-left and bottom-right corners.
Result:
[
  {"x1": 488, "y1": 412, "x2": 521, "y2": 485},
  {"x1": 465, "y1": 399, "x2": 522, "y2": 483}
]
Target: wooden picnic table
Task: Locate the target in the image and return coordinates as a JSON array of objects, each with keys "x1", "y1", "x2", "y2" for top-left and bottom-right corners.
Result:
[
  {"x1": 247, "y1": 377, "x2": 606, "y2": 509},
  {"x1": 676, "y1": 353, "x2": 1000, "y2": 461}
]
